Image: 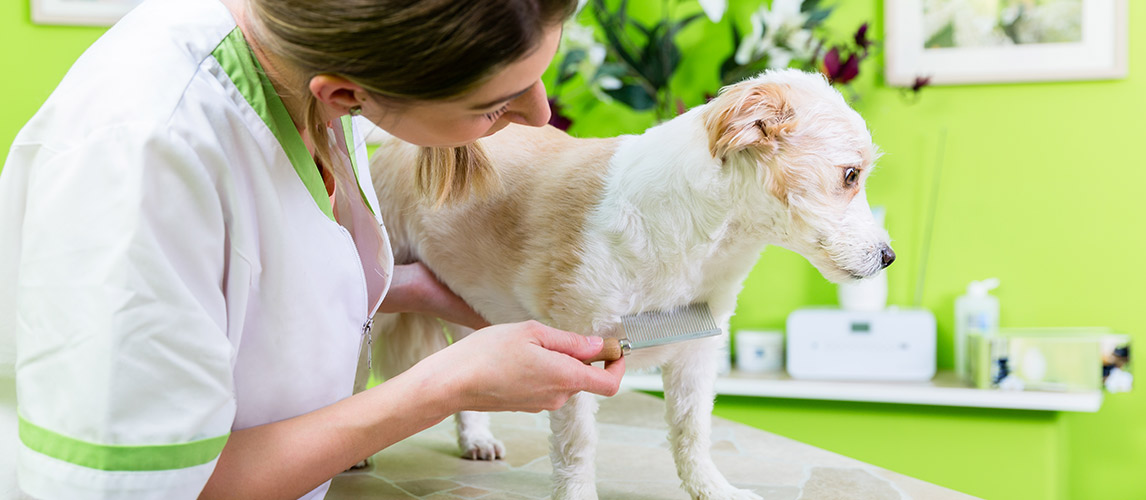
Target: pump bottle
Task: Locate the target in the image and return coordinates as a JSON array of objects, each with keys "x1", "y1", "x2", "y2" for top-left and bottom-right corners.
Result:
[{"x1": 955, "y1": 278, "x2": 1000, "y2": 382}]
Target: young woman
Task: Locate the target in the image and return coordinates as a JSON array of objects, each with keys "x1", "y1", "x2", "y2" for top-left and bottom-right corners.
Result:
[{"x1": 0, "y1": 0, "x2": 625, "y2": 498}]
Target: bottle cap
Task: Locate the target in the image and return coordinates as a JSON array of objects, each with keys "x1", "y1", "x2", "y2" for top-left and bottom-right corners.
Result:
[{"x1": 966, "y1": 278, "x2": 1000, "y2": 297}]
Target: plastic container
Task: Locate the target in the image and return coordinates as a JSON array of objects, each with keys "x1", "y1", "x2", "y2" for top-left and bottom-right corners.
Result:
[
  {"x1": 735, "y1": 330, "x2": 785, "y2": 373},
  {"x1": 955, "y1": 278, "x2": 1000, "y2": 381}
]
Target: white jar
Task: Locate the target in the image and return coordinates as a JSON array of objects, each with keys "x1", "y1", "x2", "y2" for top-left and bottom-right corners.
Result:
[{"x1": 735, "y1": 330, "x2": 785, "y2": 373}]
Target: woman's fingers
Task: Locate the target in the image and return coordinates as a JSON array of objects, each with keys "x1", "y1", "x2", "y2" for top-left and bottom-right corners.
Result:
[
  {"x1": 526, "y1": 321, "x2": 606, "y2": 360},
  {"x1": 521, "y1": 322, "x2": 624, "y2": 397}
]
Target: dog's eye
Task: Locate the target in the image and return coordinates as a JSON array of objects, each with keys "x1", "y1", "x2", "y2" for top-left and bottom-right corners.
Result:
[{"x1": 844, "y1": 167, "x2": 859, "y2": 187}]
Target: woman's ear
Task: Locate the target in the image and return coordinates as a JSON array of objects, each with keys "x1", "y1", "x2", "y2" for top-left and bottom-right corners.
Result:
[
  {"x1": 309, "y1": 74, "x2": 369, "y2": 116},
  {"x1": 702, "y1": 81, "x2": 797, "y2": 162}
]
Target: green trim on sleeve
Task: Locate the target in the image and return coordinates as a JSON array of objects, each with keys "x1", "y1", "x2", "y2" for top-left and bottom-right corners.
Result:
[
  {"x1": 211, "y1": 28, "x2": 335, "y2": 222},
  {"x1": 18, "y1": 416, "x2": 229, "y2": 472}
]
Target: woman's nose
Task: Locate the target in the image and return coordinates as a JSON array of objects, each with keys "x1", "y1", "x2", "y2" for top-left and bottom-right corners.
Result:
[{"x1": 505, "y1": 81, "x2": 551, "y2": 127}]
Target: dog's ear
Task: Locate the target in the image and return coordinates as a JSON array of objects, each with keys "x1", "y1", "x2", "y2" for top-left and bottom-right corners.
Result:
[{"x1": 703, "y1": 82, "x2": 797, "y2": 162}]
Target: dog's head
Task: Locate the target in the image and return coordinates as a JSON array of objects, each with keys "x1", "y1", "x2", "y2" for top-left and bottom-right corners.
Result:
[{"x1": 703, "y1": 69, "x2": 893, "y2": 282}]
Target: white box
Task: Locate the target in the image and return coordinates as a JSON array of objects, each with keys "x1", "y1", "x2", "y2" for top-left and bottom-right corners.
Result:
[{"x1": 786, "y1": 307, "x2": 936, "y2": 381}]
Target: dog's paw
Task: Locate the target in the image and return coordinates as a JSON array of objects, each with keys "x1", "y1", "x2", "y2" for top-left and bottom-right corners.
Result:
[
  {"x1": 458, "y1": 434, "x2": 505, "y2": 461},
  {"x1": 345, "y1": 457, "x2": 371, "y2": 472},
  {"x1": 691, "y1": 486, "x2": 761, "y2": 500},
  {"x1": 552, "y1": 481, "x2": 600, "y2": 500}
]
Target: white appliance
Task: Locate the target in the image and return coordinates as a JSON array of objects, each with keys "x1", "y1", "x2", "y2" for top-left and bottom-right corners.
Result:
[{"x1": 785, "y1": 307, "x2": 936, "y2": 381}]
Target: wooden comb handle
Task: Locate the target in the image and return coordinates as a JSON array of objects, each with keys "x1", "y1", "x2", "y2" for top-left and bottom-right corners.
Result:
[{"x1": 584, "y1": 338, "x2": 624, "y2": 364}]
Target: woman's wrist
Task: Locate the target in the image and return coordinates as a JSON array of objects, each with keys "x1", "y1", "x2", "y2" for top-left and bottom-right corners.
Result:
[{"x1": 383, "y1": 353, "x2": 466, "y2": 420}]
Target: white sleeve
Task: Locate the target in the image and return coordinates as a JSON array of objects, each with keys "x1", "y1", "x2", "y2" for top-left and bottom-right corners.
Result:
[{"x1": 9, "y1": 124, "x2": 237, "y2": 500}]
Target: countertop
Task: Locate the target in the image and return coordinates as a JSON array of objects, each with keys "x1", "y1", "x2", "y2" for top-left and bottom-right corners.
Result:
[{"x1": 327, "y1": 391, "x2": 980, "y2": 500}]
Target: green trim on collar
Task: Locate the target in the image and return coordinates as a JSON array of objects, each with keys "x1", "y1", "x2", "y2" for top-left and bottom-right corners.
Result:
[
  {"x1": 340, "y1": 116, "x2": 376, "y2": 216},
  {"x1": 18, "y1": 416, "x2": 229, "y2": 472},
  {"x1": 212, "y1": 28, "x2": 335, "y2": 221}
]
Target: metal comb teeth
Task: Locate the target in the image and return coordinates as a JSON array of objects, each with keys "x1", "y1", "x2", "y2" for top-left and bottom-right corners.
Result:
[{"x1": 620, "y1": 302, "x2": 721, "y2": 350}]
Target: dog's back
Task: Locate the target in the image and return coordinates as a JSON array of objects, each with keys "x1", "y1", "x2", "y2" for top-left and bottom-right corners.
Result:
[
  {"x1": 371, "y1": 125, "x2": 620, "y2": 324},
  {"x1": 368, "y1": 125, "x2": 621, "y2": 375}
]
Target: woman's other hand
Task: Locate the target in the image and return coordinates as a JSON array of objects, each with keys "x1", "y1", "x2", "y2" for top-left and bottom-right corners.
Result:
[{"x1": 379, "y1": 262, "x2": 490, "y2": 330}]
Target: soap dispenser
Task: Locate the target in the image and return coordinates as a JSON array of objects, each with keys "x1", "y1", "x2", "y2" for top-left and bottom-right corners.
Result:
[{"x1": 955, "y1": 278, "x2": 1000, "y2": 381}]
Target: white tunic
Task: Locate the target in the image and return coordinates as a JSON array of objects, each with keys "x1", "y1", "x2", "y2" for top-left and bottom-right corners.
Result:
[{"x1": 0, "y1": 0, "x2": 393, "y2": 497}]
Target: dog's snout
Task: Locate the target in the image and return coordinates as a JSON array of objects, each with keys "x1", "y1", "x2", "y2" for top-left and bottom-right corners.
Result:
[{"x1": 880, "y1": 245, "x2": 896, "y2": 269}]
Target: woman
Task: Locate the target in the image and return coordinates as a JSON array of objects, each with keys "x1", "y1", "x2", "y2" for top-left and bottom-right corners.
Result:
[{"x1": 0, "y1": 0, "x2": 625, "y2": 498}]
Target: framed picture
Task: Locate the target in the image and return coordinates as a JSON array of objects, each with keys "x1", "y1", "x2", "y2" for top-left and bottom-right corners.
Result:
[
  {"x1": 885, "y1": 0, "x2": 1128, "y2": 86},
  {"x1": 30, "y1": 0, "x2": 142, "y2": 26}
]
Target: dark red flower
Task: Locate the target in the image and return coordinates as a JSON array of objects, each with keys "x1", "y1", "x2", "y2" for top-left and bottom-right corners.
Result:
[
  {"x1": 823, "y1": 47, "x2": 861, "y2": 85},
  {"x1": 911, "y1": 76, "x2": 932, "y2": 93},
  {"x1": 854, "y1": 23, "x2": 872, "y2": 51},
  {"x1": 547, "y1": 98, "x2": 572, "y2": 131}
]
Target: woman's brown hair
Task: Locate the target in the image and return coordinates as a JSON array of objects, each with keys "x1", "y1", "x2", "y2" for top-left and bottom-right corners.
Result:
[{"x1": 246, "y1": 0, "x2": 577, "y2": 205}]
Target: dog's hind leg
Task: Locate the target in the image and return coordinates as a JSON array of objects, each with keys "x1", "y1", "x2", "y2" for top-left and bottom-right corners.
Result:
[
  {"x1": 662, "y1": 335, "x2": 761, "y2": 500},
  {"x1": 549, "y1": 391, "x2": 600, "y2": 500}
]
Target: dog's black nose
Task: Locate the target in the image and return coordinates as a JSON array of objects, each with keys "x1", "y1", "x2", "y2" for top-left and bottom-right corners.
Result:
[{"x1": 880, "y1": 246, "x2": 896, "y2": 269}]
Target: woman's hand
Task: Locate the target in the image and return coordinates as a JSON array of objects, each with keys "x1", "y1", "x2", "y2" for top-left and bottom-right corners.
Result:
[
  {"x1": 404, "y1": 321, "x2": 626, "y2": 414},
  {"x1": 379, "y1": 262, "x2": 490, "y2": 330}
]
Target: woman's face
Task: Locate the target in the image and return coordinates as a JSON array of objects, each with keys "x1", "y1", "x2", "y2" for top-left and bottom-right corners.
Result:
[{"x1": 363, "y1": 24, "x2": 562, "y2": 148}]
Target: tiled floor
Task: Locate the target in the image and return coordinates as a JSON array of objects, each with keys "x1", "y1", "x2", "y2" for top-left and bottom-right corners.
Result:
[{"x1": 328, "y1": 391, "x2": 980, "y2": 500}]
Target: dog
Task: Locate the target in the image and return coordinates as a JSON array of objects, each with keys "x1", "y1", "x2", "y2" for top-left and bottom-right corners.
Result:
[{"x1": 364, "y1": 69, "x2": 893, "y2": 499}]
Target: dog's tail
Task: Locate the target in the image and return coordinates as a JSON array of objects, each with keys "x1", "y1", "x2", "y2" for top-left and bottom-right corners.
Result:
[{"x1": 370, "y1": 312, "x2": 470, "y2": 381}]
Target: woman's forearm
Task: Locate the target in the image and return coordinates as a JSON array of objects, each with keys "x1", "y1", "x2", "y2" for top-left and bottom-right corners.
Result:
[{"x1": 198, "y1": 367, "x2": 456, "y2": 500}]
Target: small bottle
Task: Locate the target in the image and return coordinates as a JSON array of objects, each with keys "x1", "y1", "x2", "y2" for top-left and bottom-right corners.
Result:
[{"x1": 955, "y1": 278, "x2": 1000, "y2": 382}]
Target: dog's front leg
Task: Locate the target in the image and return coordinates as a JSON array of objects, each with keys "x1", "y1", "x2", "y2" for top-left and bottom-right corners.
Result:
[
  {"x1": 662, "y1": 336, "x2": 761, "y2": 500},
  {"x1": 456, "y1": 410, "x2": 505, "y2": 460},
  {"x1": 548, "y1": 391, "x2": 600, "y2": 500}
]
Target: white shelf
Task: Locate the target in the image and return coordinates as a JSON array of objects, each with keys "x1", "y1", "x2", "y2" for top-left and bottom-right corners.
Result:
[{"x1": 621, "y1": 369, "x2": 1103, "y2": 412}]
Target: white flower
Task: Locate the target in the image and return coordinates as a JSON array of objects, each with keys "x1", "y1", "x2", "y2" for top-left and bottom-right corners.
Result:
[
  {"x1": 697, "y1": 0, "x2": 727, "y2": 23},
  {"x1": 734, "y1": 9, "x2": 766, "y2": 64},
  {"x1": 598, "y1": 75, "x2": 623, "y2": 90},
  {"x1": 559, "y1": 20, "x2": 608, "y2": 79},
  {"x1": 762, "y1": 0, "x2": 807, "y2": 34},
  {"x1": 765, "y1": 48, "x2": 793, "y2": 69},
  {"x1": 785, "y1": 28, "x2": 816, "y2": 60},
  {"x1": 587, "y1": 45, "x2": 606, "y2": 67},
  {"x1": 562, "y1": 20, "x2": 598, "y2": 50},
  {"x1": 734, "y1": 0, "x2": 810, "y2": 68}
]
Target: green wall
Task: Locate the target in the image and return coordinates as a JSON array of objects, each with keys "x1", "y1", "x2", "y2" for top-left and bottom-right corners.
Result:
[
  {"x1": 551, "y1": 1, "x2": 1144, "y2": 499},
  {"x1": 3, "y1": 1, "x2": 1142, "y2": 499},
  {"x1": 0, "y1": 3, "x2": 103, "y2": 155}
]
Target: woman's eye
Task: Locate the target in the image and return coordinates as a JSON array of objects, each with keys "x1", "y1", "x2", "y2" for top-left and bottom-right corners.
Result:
[
  {"x1": 844, "y1": 167, "x2": 859, "y2": 186},
  {"x1": 483, "y1": 104, "x2": 509, "y2": 122}
]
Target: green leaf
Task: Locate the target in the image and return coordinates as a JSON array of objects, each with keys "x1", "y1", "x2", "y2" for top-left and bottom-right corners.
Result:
[
  {"x1": 802, "y1": 0, "x2": 824, "y2": 13},
  {"x1": 638, "y1": 22, "x2": 679, "y2": 89},
  {"x1": 605, "y1": 83, "x2": 657, "y2": 111},
  {"x1": 721, "y1": 57, "x2": 772, "y2": 86},
  {"x1": 557, "y1": 49, "x2": 587, "y2": 85},
  {"x1": 591, "y1": 0, "x2": 643, "y2": 80},
  {"x1": 670, "y1": 12, "x2": 705, "y2": 37},
  {"x1": 804, "y1": 7, "x2": 834, "y2": 29}
]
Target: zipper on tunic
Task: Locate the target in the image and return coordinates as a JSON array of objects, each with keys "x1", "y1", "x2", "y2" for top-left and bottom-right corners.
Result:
[{"x1": 362, "y1": 316, "x2": 374, "y2": 371}]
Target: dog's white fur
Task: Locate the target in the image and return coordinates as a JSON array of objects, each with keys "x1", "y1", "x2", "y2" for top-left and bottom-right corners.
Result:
[{"x1": 364, "y1": 69, "x2": 891, "y2": 499}]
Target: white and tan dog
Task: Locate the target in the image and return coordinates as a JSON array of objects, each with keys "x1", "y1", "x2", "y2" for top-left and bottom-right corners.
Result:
[{"x1": 366, "y1": 69, "x2": 893, "y2": 499}]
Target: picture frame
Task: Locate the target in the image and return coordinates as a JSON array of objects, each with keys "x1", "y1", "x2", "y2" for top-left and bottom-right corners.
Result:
[
  {"x1": 885, "y1": 0, "x2": 1128, "y2": 86},
  {"x1": 30, "y1": 0, "x2": 142, "y2": 27}
]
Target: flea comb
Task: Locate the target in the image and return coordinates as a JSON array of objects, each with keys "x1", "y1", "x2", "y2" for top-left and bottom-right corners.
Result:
[{"x1": 585, "y1": 302, "x2": 721, "y2": 363}]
